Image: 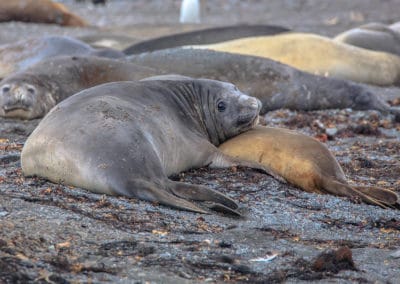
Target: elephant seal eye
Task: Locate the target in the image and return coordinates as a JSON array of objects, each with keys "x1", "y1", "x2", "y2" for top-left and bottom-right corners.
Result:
[
  {"x1": 27, "y1": 87, "x2": 35, "y2": 94},
  {"x1": 2, "y1": 85, "x2": 10, "y2": 93},
  {"x1": 217, "y1": 101, "x2": 226, "y2": 112}
]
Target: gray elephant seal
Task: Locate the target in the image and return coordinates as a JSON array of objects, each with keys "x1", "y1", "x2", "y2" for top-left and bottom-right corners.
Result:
[
  {"x1": 0, "y1": 36, "x2": 125, "y2": 79},
  {"x1": 127, "y1": 48, "x2": 398, "y2": 117},
  {"x1": 0, "y1": 56, "x2": 159, "y2": 119},
  {"x1": 123, "y1": 24, "x2": 289, "y2": 55},
  {"x1": 334, "y1": 23, "x2": 400, "y2": 56},
  {"x1": 21, "y1": 79, "x2": 262, "y2": 214},
  {"x1": 219, "y1": 126, "x2": 400, "y2": 209}
]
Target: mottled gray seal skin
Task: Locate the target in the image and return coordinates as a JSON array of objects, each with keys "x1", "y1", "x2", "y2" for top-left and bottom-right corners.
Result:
[
  {"x1": 123, "y1": 24, "x2": 289, "y2": 55},
  {"x1": 127, "y1": 48, "x2": 398, "y2": 117},
  {"x1": 334, "y1": 23, "x2": 400, "y2": 56},
  {"x1": 21, "y1": 79, "x2": 262, "y2": 214},
  {"x1": 0, "y1": 56, "x2": 158, "y2": 119},
  {"x1": 0, "y1": 36, "x2": 125, "y2": 79}
]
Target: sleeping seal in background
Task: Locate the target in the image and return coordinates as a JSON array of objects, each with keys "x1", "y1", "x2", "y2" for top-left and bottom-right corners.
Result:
[
  {"x1": 0, "y1": 56, "x2": 159, "y2": 119},
  {"x1": 0, "y1": 0, "x2": 87, "y2": 27},
  {"x1": 219, "y1": 126, "x2": 400, "y2": 209},
  {"x1": 334, "y1": 23, "x2": 400, "y2": 56},
  {"x1": 21, "y1": 79, "x2": 263, "y2": 214},
  {"x1": 123, "y1": 24, "x2": 290, "y2": 54},
  {"x1": 188, "y1": 33, "x2": 400, "y2": 86},
  {"x1": 0, "y1": 36, "x2": 125, "y2": 79},
  {"x1": 127, "y1": 48, "x2": 399, "y2": 117}
]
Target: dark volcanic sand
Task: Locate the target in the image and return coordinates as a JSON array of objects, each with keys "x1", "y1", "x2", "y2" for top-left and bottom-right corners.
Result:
[{"x1": 1, "y1": 1, "x2": 400, "y2": 283}]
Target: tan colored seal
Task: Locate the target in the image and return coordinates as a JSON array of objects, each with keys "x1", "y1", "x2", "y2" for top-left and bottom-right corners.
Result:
[
  {"x1": 189, "y1": 33, "x2": 400, "y2": 86},
  {"x1": 0, "y1": 0, "x2": 87, "y2": 26},
  {"x1": 219, "y1": 126, "x2": 399, "y2": 209}
]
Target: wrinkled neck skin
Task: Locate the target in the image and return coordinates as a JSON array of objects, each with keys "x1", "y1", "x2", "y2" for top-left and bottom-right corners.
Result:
[{"x1": 167, "y1": 81, "x2": 226, "y2": 146}]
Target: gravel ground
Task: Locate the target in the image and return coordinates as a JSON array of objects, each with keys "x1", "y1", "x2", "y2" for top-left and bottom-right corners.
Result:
[{"x1": 1, "y1": 1, "x2": 400, "y2": 283}]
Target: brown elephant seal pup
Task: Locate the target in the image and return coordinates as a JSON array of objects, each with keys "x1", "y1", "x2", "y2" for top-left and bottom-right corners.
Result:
[
  {"x1": 123, "y1": 24, "x2": 289, "y2": 55},
  {"x1": 0, "y1": 0, "x2": 87, "y2": 26},
  {"x1": 219, "y1": 126, "x2": 400, "y2": 209},
  {"x1": 21, "y1": 79, "x2": 263, "y2": 214},
  {"x1": 0, "y1": 36, "x2": 125, "y2": 79},
  {"x1": 0, "y1": 56, "x2": 159, "y2": 119},
  {"x1": 334, "y1": 23, "x2": 400, "y2": 56},
  {"x1": 189, "y1": 33, "x2": 400, "y2": 86},
  {"x1": 127, "y1": 48, "x2": 399, "y2": 117}
]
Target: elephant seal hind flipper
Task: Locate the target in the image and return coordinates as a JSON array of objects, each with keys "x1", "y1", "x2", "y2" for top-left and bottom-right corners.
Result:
[
  {"x1": 21, "y1": 79, "x2": 262, "y2": 214},
  {"x1": 219, "y1": 126, "x2": 399, "y2": 209}
]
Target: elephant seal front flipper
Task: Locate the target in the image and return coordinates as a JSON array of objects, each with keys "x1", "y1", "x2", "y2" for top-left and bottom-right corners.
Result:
[{"x1": 21, "y1": 79, "x2": 262, "y2": 215}]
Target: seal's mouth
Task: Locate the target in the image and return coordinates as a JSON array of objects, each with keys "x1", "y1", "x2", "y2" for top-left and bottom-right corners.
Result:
[
  {"x1": 236, "y1": 112, "x2": 259, "y2": 128},
  {"x1": 3, "y1": 105, "x2": 31, "y2": 113}
]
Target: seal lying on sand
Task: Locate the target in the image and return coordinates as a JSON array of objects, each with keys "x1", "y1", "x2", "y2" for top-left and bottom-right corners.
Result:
[
  {"x1": 21, "y1": 79, "x2": 263, "y2": 214},
  {"x1": 123, "y1": 24, "x2": 289, "y2": 54},
  {"x1": 334, "y1": 23, "x2": 400, "y2": 56},
  {"x1": 188, "y1": 33, "x2": 400, "y2": 86},
  {"x1": 219, "y1": 126, "x2": 400, "y2": 209},
  {"x1": 0, "y1": 56, "x2": 159, "y2": 119},
  {"x1": 127, "y1": 48, "x2": 398, "y2": 116},
  {"x1": 0, "y1": 36, "x2": 125, "y2": 79},
  {"x1": 0, "y1": 0, "x2": 87, "y2": 26}
]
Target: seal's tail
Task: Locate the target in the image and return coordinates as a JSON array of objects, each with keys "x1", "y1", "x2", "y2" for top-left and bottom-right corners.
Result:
[{"x1": 321, "y1": 178, "x2": 399, "y2": 209}]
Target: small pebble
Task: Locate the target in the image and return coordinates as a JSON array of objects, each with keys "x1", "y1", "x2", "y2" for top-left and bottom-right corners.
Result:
[{"x1": 326, "y1": 127, "x2": 338, "y2": 137}]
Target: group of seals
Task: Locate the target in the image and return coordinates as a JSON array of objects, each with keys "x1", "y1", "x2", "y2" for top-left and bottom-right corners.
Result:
[
  {"x1": 219, "y1": 126, "x2": 400, "y2": 209},
  {"x1": 0, "y1": 36, "x2": 125, "y2": 79},
  {"x1": 189, "y1": 33, "x2": 400, "y2": 86},
  {"x1": 123, "y1": 24, "x2": 290, "y2": 54},
  {"x1": 21, "y1": 79, "x2": 263, "y2": 214},
  {"x1": 2, "y1": 49, "x2": 397, "y2": 120},
  {"x1": 0, "y1": 56, "x2": 159, "y2": 119},
  {"x1": 334, "y1": 22, "x2": 400, "y2": 56},
  {"x1": 127, "y1": 48, "x2": 397, "y2": 116},
  {"x1": 2, "y1": 48, "x2": 397, "y2": 120},
  {"x1": 0, "y1": 0, "x2": 87, "y2": 27},
  {"x1": 4, "y1": 22, "x2": 397, "y2": 213}
]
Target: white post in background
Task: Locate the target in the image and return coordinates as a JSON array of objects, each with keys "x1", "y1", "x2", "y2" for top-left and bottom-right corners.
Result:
[{"x1": 179, "y1": 0, "x2": 201, "y2": 23}]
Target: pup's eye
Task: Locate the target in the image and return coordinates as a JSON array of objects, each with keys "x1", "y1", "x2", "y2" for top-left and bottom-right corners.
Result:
[
  {"x1": 1, "y1": 85, "x2": 10, "y2": 93},
  {"x1": 217, "y1": 101, "x2": 226, "y2": 112},
  {"x1": 27, "y1": 87, "x2": 35, "y2": 94}
]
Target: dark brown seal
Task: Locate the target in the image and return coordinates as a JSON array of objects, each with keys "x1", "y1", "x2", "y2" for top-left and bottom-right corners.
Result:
[
  {"x1": 127, "y1": 48, "x2": 399, "y2": 117},
  {"x1": 0, "y1": 36, "x2": 125, "y2": 79},
  {"x1": 123, "y1": 24, "x2": 289, "y2": 55},
  {"x1": 219, "y1": 126, "x2": 399, "y2": 209},
  {"x1": 0, "y1": 56, "x2": 158, "y2": 119},
  {"x1": 21, "y1": 79, "x2": 262, "y2": 214},
  {"x1": 0, "y1": 0, "x2": 87, "y2": 26}
]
